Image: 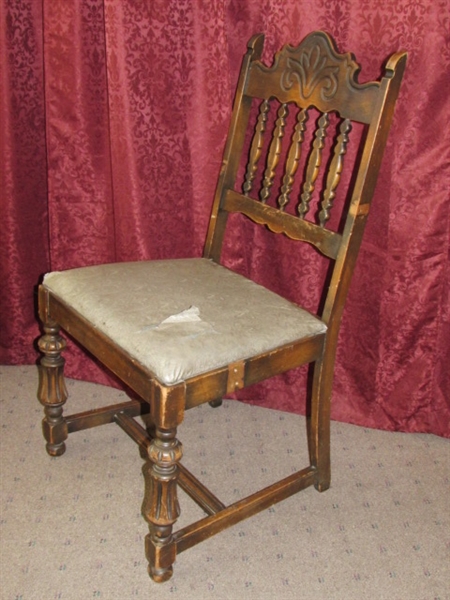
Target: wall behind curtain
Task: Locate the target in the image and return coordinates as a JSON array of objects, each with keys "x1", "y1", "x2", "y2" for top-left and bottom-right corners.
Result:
[{"x1": 1, "y1": 0, "x2": 449, "y2": 436}]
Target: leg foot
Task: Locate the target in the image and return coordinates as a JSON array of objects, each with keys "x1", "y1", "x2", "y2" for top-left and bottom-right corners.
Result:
[
  {"x1": 42, "y1": 403, "x2": 67, "y2": 456},
  {"x1": 148, "y1": 564, "x2": 173, "y2": 583},
  {"x1": 209, "y1": 398, "x2": 223, "y2": 408},
  {"x1": 315, "y1": 480, "x2": 331, "y2": 493}
]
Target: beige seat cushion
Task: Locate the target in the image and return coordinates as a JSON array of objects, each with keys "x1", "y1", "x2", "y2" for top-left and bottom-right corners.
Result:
[{"x1": 43, "y1": 258, "x2": 326, "y2": 385}]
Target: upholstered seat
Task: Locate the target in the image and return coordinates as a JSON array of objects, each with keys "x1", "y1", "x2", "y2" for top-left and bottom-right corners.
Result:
[
  {"x1": 43, "y1": 258, "x2": 326, "y2": 385},
  {"x1": 37, "y1": 31, "x2": 406, "y2": 583}
]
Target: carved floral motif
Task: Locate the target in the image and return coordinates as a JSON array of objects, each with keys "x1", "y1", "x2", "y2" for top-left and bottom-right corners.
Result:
[{"x1": 281, "y1": 44, "x2": 340, "y2": 101}]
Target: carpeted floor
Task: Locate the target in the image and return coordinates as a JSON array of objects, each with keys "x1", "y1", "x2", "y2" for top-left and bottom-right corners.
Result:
[{"x1": 1, "y1": 365, "x2": 448, "y2": 599}]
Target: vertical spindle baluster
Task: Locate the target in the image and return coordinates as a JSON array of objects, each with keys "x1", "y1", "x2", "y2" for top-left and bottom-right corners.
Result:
[
  {"x1": 278, "y1": 108, "x2": 308, "y2": 210},
  {"x1": 298, "y1": 112, "x2": 329, "y2": 219},
  {"x1": 319, "y1": 118, "x2": 352, "y2": 227},
  {"x1": 260, "y1": 103, "x2": 288, "y2": 203},
  {"x1": 243, "y1": 99, "x2": 270, "y2": 196}
]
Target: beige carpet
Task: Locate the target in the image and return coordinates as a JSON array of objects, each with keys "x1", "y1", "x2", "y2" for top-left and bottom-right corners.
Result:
[{"x1": 1, "y1": 365, "x2": 448, "y2": 600}]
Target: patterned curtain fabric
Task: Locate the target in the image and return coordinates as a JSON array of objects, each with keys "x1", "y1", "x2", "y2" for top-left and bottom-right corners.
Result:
[{"x1": 1, "y1": 0, "x2": 449, "y2": 436}]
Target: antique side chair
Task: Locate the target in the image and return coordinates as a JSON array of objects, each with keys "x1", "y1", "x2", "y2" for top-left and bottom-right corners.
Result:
[{"x1": 37, "y1": 31, "x2": 406, "y2": 582}]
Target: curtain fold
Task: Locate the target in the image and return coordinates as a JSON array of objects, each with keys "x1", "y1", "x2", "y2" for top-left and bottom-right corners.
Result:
[
  {"x1": 1, "y1": 0, "x2": 49, "y2": 363},
  {"x1": 1, "y1": 0, "x2": 449, "y2": 436}
]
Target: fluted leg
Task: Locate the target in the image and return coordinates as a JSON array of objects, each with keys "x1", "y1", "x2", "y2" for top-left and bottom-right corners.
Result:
[
  {"x1": 142, "y1": 427, "x2": 182, "y2": 582},
  {"x1": 37, "y1": 319, "x2": 68, "y2": 456}
]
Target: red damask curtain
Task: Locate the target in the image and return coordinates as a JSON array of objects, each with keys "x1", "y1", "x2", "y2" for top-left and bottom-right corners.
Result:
[{"x1": 1, "y1": 0, "x2": 449, "y2": 436}]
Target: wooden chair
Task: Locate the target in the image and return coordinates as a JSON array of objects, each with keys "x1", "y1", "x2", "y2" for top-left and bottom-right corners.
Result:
[{"x1": 37, "y1": 31, "x2": 406, "y2": 582}]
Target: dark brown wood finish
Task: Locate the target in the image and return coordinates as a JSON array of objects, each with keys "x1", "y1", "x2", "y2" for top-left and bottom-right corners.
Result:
[{"x1": 37, "y1": 31, "x2": 406, "y2": 582}]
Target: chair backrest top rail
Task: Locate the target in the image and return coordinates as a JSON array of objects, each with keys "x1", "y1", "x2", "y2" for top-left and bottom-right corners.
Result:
[{"x1": 244, "y1": 31, "x2": 381, "y2": 123}]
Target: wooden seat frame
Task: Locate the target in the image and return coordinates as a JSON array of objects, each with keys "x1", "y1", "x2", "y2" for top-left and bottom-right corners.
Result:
[{"x1": 37, "y1": 32, "x2": 406, "y2": 582}]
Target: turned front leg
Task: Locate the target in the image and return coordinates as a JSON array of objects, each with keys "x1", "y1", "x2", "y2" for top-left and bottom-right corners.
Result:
[
  {"x1": 37, "y1": 319, "x2": 68, "y2": 456},
  {"x1": 142, "y1": 427, "x2": 182, "y2": 583}
]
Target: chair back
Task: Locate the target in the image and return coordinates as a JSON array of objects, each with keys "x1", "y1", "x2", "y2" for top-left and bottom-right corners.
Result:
[{"x1": 204, "y1": 31, "x2": 406, "y2": 334}]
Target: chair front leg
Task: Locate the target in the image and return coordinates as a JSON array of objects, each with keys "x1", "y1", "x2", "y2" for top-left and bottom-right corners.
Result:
[
  {"x1": 142, "y1": 426, "x2": 182, "y2": 583},
  {"x1": 37, "y1": 319, "x2": 68, "y2": 456}
]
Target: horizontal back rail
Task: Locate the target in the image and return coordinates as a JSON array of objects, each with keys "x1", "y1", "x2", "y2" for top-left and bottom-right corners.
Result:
[
  {"x1": 223, "y1": 189, "x2": 341, "y2": 259},
  {"x1": 245, "y1": 32, "x2": 380, "y2": 123}
]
